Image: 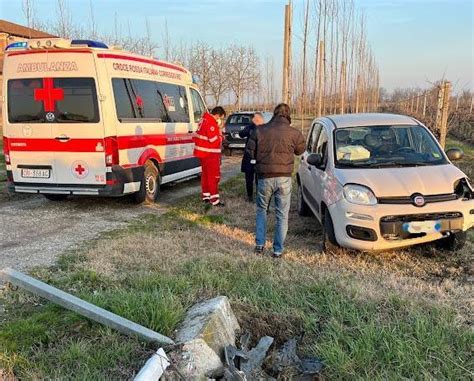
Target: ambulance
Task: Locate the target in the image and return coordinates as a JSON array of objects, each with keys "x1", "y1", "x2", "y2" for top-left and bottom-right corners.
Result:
[{"x1": 2, "y1": 38, "x2": 207, "y2": 203}]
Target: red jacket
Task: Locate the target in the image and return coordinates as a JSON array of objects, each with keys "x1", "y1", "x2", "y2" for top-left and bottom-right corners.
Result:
[{"x1": 193, "y1": 112, "x2": 222, "y2": 158}]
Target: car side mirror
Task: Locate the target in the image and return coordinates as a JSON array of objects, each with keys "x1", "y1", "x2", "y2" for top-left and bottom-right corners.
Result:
[
  {"x1": 446, "y1": 148, "x2": 464, "y2": 161},
  {"x1": 307, "y1": 153, "x2": 323, "y2": 167}
]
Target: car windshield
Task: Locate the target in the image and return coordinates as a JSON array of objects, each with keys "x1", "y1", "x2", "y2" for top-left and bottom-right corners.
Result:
[{"x1": 334, "y1": 125, "x2": 448, "y2": 168}]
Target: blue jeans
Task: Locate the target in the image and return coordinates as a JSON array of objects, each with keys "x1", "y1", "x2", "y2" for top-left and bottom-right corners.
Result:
[{"x1": 255, "y1": 177, "x2": 292, "y2": 255}]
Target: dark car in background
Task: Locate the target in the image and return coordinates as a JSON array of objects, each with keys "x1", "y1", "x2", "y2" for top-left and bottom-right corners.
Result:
[{"x1": 223, "y1": 111, "x2": 272, "y2": 154}]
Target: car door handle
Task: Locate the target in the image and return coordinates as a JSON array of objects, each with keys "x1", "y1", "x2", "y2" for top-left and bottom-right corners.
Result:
[{"x1": 55, "y1": 135, "x2": 70, "y2": 142}]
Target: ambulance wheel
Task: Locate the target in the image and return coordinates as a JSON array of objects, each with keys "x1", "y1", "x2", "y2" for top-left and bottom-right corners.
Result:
[
  {"x1": 134, "y1": 161, "x2": 160, "y2": 204},
  {"x1": 43, "y1": 194, "x2": 68, "y2": 201}
]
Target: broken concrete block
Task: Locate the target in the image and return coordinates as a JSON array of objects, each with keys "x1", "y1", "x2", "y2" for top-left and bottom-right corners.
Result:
[
  {"x1": 170, "y1": 338, "x2": 224, "y2": 381},
  {"x1": 176, "y1": 296, "x2": 240, "y2": 358}
]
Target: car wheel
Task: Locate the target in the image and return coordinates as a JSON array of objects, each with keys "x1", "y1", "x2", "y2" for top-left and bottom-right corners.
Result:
[
  {"x1": 323, "y1": 210, "x2": 340, "y2": 253},
  {"x1": 297, "y1": 183, "x2": 312, "y2": 216},
  {"x1": 43, "y1": 194, "x2": 68, "y2": 201},
  {"x1": 435, "y1": 231, "x2": 467, "y2": 252},
  {"x1": 133, "y1": 161, "x2": 160, "y2": 204}
]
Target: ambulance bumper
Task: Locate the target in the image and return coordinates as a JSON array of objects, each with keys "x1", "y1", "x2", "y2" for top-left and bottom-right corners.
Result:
[{"x1": 8, "y1": 166, "x2": 144, "y2": 197}]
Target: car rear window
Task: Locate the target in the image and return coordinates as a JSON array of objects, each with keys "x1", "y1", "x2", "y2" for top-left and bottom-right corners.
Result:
[
  {"x1": 7, "y1": 78, "x2": 99, "y2": 123},
  {"x1": 226, "y1": 114, "x2": 253, "y2": 125}
]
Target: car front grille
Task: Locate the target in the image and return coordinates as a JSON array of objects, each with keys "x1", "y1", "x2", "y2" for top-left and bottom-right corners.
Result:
[
  {"x1": 378, "y1": 193, "x2": 458, "y2": 205},
  {"x1": 380, "y1": 212, "x2": 463, "y2": 223}
]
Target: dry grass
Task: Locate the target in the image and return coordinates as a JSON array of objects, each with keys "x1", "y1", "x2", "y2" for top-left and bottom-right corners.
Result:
[{"x1": 1, "y1": 138, "x2": 473, "y2": 379}]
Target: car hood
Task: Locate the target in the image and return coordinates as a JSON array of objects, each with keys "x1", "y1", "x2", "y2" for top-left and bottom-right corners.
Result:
[{"x1": 335, "y1": 164, "x2": 466, "y2": 197}]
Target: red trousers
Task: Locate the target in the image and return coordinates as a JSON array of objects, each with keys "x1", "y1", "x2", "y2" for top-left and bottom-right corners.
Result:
[{"x1": 200, "y1": 154, "x2": 221, "y2": 204}]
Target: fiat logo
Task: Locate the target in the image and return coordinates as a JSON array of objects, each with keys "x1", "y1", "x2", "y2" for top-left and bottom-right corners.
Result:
[{"x1": 412, "y1": 194, "x2": 426, "y2": 207}]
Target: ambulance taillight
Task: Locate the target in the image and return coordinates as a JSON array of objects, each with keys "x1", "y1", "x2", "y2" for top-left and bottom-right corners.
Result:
[
  {"x1": 104, "y1": 136, "x2": 119, "y2": 166},
  {"x1": 3, "y1": 137, "x2": 11, "y2": 165}
]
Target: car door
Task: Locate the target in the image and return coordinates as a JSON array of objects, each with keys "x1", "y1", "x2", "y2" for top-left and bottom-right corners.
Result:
[
  {"x1": 300, "y1": 122, "x2": 322, "y2": 215},
  {"x1": 310, "y1": 125, "x2": 330, "y2": 216}
]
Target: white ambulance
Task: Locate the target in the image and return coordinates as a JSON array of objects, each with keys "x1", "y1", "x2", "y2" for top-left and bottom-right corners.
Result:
[{"x1": 2, "y1": 38, "x2": 207, "y2": 203}]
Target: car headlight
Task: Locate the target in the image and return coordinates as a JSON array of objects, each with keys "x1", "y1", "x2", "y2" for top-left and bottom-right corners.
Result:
[{"x1": 343, "y1": 184, "x2": 377, "y2": 205}]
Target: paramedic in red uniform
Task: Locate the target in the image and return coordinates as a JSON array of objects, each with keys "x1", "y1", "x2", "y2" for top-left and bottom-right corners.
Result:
[{"x1": 193, "y1": 106, "x2": 226, "y2": 206}]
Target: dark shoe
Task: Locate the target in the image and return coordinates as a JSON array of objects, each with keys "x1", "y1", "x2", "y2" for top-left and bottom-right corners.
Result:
[
  {"x1": 271, "y1": 252, "x2": 282, "y2": 258},
  {"x1": 254, "y1": 245, "x2": 264, "y2": 254},
  {"x1": 202, "y1": 199, "x2": 210, "y2": 204},
  {"x1": 212, "y1": 201, "x2": 225, "y2": 207},
  {"x1": 246, "y1": 196, "x2": 254, "y2": 203}
]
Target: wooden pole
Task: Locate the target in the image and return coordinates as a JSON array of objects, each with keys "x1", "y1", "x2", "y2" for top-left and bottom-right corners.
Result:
[
  {"x1": 415, "y1": 93, "x2": 420, "y2": 114},
  {"x1": 301, "y1": 0, "x2": 310, "y2": 131},
  {"x1": 423, "y1": 90, "x2": 427, "y2": 117},
  {"x1": 340, "y1": 61, "x2": 346, "y2": 114},
  {"x1": 439, "y1": 81, "x2": 451, "y2": 148},
  {"x1": 470, "y1": 95, "x2": 474, "y2": 114},
  {"x1": 317, "y1": 40, "x2": 325, "y2": 117},
  {"x1": 287, "y1": 1, "x2": 293, "y2": 106},
  {"x1": 355, "y1": 74, "x2": 360, "y2": 113},
  {"x1": 282, "y1": 4, "x2": 289, "y2": 103}
]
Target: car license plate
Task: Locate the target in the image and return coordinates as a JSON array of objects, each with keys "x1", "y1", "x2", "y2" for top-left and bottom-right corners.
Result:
[
  {"x1": 403, "y1": 221, "x2": 441, "y2": 234},
  {"x1": 21, "y1": 168, "x2": 51, "y2": 179}
]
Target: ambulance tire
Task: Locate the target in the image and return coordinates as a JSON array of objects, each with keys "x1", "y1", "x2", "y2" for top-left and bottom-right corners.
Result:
[
  {"x1": 134, "y1": 161, "x2": 160, "y2": 204},
  {"x1": 43, "y1": 194, "x2": 68, "y2": 201}
]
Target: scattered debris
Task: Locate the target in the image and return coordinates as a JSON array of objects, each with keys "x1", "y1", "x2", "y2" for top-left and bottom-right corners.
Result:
[{"x1": 224, "y1": 335, "x2": 323, "y2": 380}]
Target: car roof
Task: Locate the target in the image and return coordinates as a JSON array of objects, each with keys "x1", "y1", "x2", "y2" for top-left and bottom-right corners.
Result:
[
  {"x1": 229, "y1": 111, "x2": 272, "y2": 115},
  {"x1": 321, "y1": 113, "x2": 419, "y2": 129}
]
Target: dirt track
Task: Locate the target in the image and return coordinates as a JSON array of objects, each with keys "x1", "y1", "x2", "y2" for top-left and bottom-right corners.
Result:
[{"x1": 0, "y1": 157, "x2": 241, "y2": 272}]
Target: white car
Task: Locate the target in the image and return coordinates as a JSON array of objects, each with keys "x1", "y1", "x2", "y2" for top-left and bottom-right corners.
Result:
[{"x1": 296, "y1": 113, "x2": 473, "y2": 252}]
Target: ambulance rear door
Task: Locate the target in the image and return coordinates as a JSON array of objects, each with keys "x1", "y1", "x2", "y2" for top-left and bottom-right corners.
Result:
[{"x1": 48, "y1": 53, "x2": 106, "y2": 186}]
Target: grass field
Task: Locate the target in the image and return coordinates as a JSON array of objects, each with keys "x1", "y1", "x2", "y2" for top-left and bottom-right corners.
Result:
[{"x1": 1, "y1": 140, "x2": 473, "y2": 379}]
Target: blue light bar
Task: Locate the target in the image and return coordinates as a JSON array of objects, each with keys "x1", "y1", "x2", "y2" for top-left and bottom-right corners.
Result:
[
  {"x1": 71, "y1": 40, "x2": 108, "y2": 48},
  {"x1": 5, "y1": 41, "x2": 28, "y2": 50}
]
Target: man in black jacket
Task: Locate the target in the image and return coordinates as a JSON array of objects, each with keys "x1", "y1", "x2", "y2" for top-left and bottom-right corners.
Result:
[
  {"x1": 239, "y1": 112, "x2": 265, "y2": 202},
  {"x1": 246, "y1": 103, "x2": 305, "y2": 257}
]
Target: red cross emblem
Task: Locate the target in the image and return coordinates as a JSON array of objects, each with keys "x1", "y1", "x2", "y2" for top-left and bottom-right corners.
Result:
[
  {"x1": 75, "y1": 164, "x2": 86, "y2": 176},
  {"x1": 34, "y1": 78, "x2": 64, "y2": 112},
  {"x1": 136, "y1": 95, "x2": 144, "y2": 109},
  {"x1": 72, "y1": 161, "x2": 88, "y2": 178}
]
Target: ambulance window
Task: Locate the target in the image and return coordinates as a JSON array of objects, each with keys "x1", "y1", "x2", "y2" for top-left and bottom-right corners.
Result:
[
  {"x1": 156, "y1": 82, "x2": 190, "y2": 123},
  {"x1": 7, "y1": 79, "x2": 43, "y2": 123},
  {"x1": 55, "y1": 78, "x2": 99, "y2": 123},
  {"x1": 8, "y1": 78, "x2": 99, "y2": 123},
  {"x1": 190, "y1": 88, "x2": 206, "y2": 123},
  {"x1": 132, "y1": 79, "x2": 164, "y2": 120},
  {"x1": 112, "y1": 78, "x2": 136, "y2": 120}
]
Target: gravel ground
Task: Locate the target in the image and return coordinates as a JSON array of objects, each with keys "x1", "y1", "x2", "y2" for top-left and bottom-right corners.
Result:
[{"x1": 0, "y1": 157, "x2": 241, "y2": 272}]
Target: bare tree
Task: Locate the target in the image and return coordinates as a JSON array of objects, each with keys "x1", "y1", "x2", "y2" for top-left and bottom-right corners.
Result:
[
  {"x1": 187, "y1": 42, "x2": 213, "y2": 99},
  {"x1": 227, "y1": 45, "x2": 260, "y2": 110},
  {"x1": 54, "y1": 0, "x2": 74, "y2": 38},
  {"x1": 208, "y1": 48, "x2": 230, "y2": 105}
]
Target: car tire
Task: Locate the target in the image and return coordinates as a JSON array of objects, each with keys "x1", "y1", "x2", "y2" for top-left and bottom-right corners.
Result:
[
  {"x1": 43, "y1": 194, "x2": 68, "y2": 201},
  {"x1": 323, "y1": 210, "x2": 340, "y2": 253},
  {"x1": 435, "y1": 231, "x2": 467, "y2": 252},
  {"x1": 297, "y1": 183, "x2": 312, "y2": 217},
  {"x1": 133, "y1": 161, "x2": 160, "y2": 204}
]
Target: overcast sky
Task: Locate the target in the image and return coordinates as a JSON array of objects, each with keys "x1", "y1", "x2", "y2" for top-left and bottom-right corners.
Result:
[{"x1": 1, "y1": 0, "x2": 472, "y2": 93}]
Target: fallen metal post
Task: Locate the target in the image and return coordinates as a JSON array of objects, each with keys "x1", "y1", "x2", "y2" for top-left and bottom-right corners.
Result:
[
  {"x1": 0, "y1": 268, "x2": 174, "y2": 346},
  {"x1": 134, "y1": 348, "x2": 170, "y2": 381}
]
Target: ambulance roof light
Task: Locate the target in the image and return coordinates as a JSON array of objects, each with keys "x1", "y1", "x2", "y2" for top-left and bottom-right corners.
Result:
[
  {"x1": 71, "y1": 40, "x2": 108, "y2": 48},
  {"x1": 5, "y1": 41, "x2": 28, "y2": 50}
]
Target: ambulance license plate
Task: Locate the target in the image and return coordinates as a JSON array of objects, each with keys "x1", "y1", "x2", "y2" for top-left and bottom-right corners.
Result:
[
  {"x1": 402, "y1": 220, "x2": 441, "y2": 234},
  {"x1": 21, "y1": 169, "x2": 50, "y2": 179}
]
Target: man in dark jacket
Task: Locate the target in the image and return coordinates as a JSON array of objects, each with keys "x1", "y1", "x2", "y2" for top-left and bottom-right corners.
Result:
[
  {"x1": 239, "y1": 112, "x2": 265, "y2": 202},
  {"x1": 245, "y1": 103, "x2": 305, "y2": 257}
]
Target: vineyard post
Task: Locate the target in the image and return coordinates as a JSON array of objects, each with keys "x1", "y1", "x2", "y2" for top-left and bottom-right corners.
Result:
[
  {"x1": 422, "y1": 91, "x2": 427, "y2": 117},
  {"x1": 470, "y1": 95, "x2": 474, "y2": 114},
  {"x1": 436, "y1": 80, "x2": 451, "y2": 148},
  {"x1": 415, "y1": 93, "x2": 420, "y2": 114}
]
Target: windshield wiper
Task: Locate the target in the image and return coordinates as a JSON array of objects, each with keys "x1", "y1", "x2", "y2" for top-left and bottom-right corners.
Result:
[
  {"x1": 369, "y1": 161, "x2": 431, "y2": 168},
  {"x1": 57, "y1": 113, "x2": 89, "y2": 122}
]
